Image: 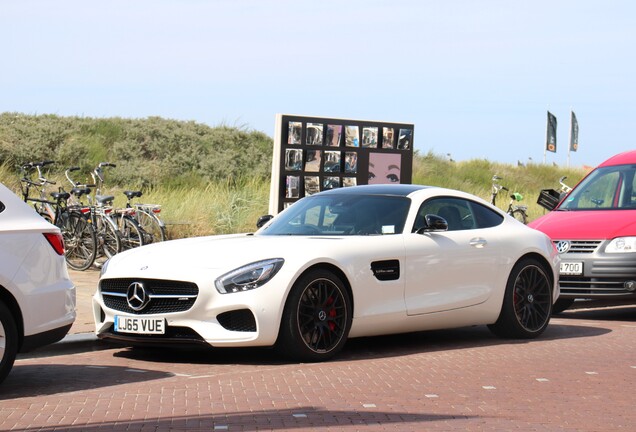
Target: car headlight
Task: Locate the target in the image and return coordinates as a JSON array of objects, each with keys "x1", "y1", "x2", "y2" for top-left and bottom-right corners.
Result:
[
  {"x1": 605, "y1": 237, "x2": 636, "y2": 253},
  {"x1": 215, "y1": 258, "x2": 284, "y2": 294}
]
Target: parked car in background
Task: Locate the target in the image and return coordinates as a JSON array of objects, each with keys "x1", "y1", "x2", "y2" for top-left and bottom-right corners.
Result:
[
  {"x1": 529, "y1": 150, "x2": 636, "y2": 313},
  {"x1": 94, "y1": 184, "x2": 558, "y2": 362},
  {"x1": 0, "y1": 183, "x2": 76, "y2": 384}
]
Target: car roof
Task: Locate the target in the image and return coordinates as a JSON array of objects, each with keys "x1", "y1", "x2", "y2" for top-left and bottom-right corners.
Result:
[
  {"x1": 319, "y1": 184, "x2": 430, "y2": 197},
  {"x1": 599, "y1": 150, "x2": 636, "y2": 167}
]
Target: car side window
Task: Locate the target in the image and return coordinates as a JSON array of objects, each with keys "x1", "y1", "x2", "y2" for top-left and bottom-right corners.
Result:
[
  {"x1": 414, "y1": 197, "x2": 503, "y2": 231},
  {"x1": 415, "y1": 197, "x2": 473, "y2": 231},
  {"x1": 467, "y1": 200, "x2": 504, "y2": 228}
]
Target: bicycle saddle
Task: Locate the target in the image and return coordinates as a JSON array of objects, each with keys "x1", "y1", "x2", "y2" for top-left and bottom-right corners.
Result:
[
  {"x1": 50, "y1": 191, "x2": 71, "y2": 201},
  {"x1": 124, "y1": 190, "x2": 143, "y2": 199},
  {"x1": 95, "y1": 195, "x2": 114, "y2": 204}
]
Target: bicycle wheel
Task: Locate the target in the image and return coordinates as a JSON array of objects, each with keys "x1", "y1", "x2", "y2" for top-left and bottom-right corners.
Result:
[
  {"x1": 136, "y1": 209, "x2": 166, "y2": 243},
  {"x1": 113, "y1": 214, "x2": 145, "y2": 251},
  {"x1": 96, "y1": 214, "x2": 121, "y2": 258},
  {"x1": 59, "y1": 211, "x2": 97, "y2": 271},
  {"x1": 510, "y1": 209, "x2": 527, "y2": 224}
]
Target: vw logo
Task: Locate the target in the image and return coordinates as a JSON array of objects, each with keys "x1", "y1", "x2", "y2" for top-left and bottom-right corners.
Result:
[
  {"x1": 127, "y1": 282, "x2": 149, "y2": 311},
  {"x1": 556, "y1": 240, "x2": 571, "y2": 254}
]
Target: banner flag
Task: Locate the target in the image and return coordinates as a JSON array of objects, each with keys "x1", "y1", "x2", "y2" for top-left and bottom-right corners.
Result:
[
  {"x1": 570, "y1": 111, "x2": 579, "y2": 152},
  {"x1": 546, "y1": 111, "x2": 557, "y2": 153}
]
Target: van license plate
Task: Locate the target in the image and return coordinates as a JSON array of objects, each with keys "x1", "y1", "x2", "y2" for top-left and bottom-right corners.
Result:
[
  {"x1": 560, "y1": 262, "x2": 583, "y2": 275},
  {"x1": 115, "y1": 316, "x2": 165, "y2": 334}
]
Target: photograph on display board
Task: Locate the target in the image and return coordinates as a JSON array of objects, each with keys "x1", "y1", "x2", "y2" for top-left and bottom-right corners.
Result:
[
  {"x1": 343, "y1": 177, "x2": 357, "y2": 187},
  {"x1": 306, "y1": 123, "x2": 323, "y2": 145},
  {"x1": 286, "y1": 176, "x2": 300, "y2": 198},
  {"x1": 305, "y1": 149, "x2": 321, "y2": 172},
  {"x1": 345, "y1": 125, "x2": 359, "y2": 147},
  {"x1": 285, "y1": 148, "x2": 303, "y2": 171},
  {"x1": 345, "y1": 151, "x2": 358, "y2": 174},
  {"x1": 324, "y1": 176, "x2": 340, "y2": 190},
  {"x1": 397, "y1": 128, "x2": 413, "y2": 150},
  {"x1": 326, "y1": 124, "x2": 342, "y2": 147},
  {"x1": 362, "y1": 126, "x2": 378, "y2": 148},
  {"x1": 382, "y1": 127, "x2": 395, "y2": 148},
  {"x1": 304, "y1": 176, "x2": 320, "y2": 196},
  {"x1": 323, "y1": 151, "x2": 341, "y2": 173},
  {"x1": 368, "y1": 152, "x2": 401, "y2": 184},
  {"x1": 288, "y1": 122, "x2": 302, "y2": 145}
]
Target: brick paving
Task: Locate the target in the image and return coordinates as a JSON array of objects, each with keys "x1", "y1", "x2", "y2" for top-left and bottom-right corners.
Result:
[{"x1": 1, "y1": 269, "x2": 634, "y2": 431}]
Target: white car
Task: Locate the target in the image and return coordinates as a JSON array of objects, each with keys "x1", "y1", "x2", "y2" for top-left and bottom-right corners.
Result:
[
  {"x1": 93, "y1": 184, "x2": 559, "y2": 361},
  {"x1": 0, "y1": 182, "x2": 76, "y2": 383}
]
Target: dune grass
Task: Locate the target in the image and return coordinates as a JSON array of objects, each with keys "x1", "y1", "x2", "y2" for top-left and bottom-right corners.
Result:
[{"x1": 1, "y1": 153, "x2": 588, "y2": 239}]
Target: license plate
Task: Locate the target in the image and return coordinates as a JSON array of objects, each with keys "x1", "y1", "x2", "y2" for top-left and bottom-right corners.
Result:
[
  {"x1": 560, "y1": 261, "x2": 583, "y2": 275},
  {"x1": 115, "y1": 315, "x2": 165, "y2": 335}
]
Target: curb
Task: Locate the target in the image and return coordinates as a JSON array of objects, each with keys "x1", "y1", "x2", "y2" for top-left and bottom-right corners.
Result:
[{"x1": 18, "y1": 332, "x2": 110, "y2": 359}]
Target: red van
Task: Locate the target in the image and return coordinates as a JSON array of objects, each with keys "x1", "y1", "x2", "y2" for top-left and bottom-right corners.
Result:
[{"x1": 529, "y1": 150, "x2": 636, "y2": 312}]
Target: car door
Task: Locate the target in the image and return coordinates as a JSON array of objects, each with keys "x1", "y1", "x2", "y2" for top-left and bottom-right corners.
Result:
[{"x1": 404, "y1": 197, "x2": 506, "y2": 315}]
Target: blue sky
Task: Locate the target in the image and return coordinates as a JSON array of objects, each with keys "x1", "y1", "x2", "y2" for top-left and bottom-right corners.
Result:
[{"x1": 2, "y1": 0, "x2": 634, "y2": 167}]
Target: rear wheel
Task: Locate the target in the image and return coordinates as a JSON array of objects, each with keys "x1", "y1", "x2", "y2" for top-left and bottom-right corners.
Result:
[
  {"x1": 136, "y1": 210, "x2": 166, "y2": 244},
  {"x1": 278, "y1": 269, "x2": 352, "y2": 362},
  {"x1": 113, "y1": 214, "x2": 144, "y2": 251},
  {"x1": 489, "y1": 258, "x2": 552, "y2": 338},
  {"x1": 510, "y1": 208, "x2": 527, "y2": 224},
  {"x1": 0, "y1": 301, "x2": 18, "y2": 384}
]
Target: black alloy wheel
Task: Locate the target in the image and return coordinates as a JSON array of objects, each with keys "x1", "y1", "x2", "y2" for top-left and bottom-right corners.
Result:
[
  {"x1": 489, "y1": 258, "x2": 552, "y2": 338},
  {"x1": 278, "y1": 269, "x2": 352, "y2": 362}
]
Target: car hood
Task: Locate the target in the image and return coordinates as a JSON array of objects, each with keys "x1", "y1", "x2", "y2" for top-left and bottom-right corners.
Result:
[
  {"x1": 104, "y1": 233, "x2": 351, "y2": 275},
  {"x1": 529, "y1": 209, "x2": 636, "y2": 240}
]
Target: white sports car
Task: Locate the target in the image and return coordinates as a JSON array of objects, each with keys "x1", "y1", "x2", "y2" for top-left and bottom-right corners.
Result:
[{"x1": 93, "y1": 184, "x2": 559, "y2": 361}]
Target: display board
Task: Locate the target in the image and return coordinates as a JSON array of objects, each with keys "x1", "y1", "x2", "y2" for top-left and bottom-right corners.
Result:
[{"x1": 269, "y1": 114, "x2": 414, "y2": 214}]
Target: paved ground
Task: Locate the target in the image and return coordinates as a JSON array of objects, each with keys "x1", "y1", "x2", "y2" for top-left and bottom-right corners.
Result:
[{"x1": 2, "y1": 270, "x2": 635, "y2": 431}]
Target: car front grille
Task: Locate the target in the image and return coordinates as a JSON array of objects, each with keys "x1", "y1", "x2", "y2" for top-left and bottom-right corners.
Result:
[
  {"x1": 554, "y1": 240, "x2": 602, "y2": 254},
  {"x1": 100, "y1": 278, "x2": 199, "y2": 315}
]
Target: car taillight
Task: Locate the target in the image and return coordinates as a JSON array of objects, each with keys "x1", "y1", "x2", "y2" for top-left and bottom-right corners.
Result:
[{"x1": 43, "y1": 232, "x2": 65, "y2": 256}]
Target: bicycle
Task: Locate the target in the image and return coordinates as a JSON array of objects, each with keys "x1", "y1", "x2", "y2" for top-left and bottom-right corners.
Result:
[
  {"x1": 122, "y1": 190, "x2": 167, "y2": 244},
  {"x1": 90, "y1": 162, "x2": 145, "y2": 251},
  {"x1": 490, "y1": 175, "x2": 528, "y2": 224},
  {"x1": 20, "y1": 161, "x2": 97, "y2": 270},
  {"x1": 65, "y1": 166, "x2": 122, "y2": 261}
]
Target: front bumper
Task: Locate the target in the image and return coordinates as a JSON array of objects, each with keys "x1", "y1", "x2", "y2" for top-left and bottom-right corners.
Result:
[{"x1": 556, "y1": 239, "x2": 636, "y2": 299}]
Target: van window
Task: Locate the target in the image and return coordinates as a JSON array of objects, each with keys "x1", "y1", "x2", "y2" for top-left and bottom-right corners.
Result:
[{"x1": 561, "y1": 164, "x2": 636, "y2": 210}]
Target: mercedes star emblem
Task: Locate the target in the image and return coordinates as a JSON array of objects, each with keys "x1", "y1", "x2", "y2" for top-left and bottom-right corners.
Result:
[{"x1": 127, "y1": 282, "x2": 149, "y2": 311}]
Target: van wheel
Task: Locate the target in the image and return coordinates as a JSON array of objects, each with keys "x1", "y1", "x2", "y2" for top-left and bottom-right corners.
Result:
[{"x1": 0, "y1": 301, "x2": 18, "y2": 384}]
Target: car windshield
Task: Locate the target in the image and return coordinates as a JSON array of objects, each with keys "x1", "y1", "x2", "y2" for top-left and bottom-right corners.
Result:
[
  {"x1": 560, "y1": 164, "x2": 636, "y2": 210},
  {"x1": 259, "y1": 194, "x2": 411, "y2": 236}
]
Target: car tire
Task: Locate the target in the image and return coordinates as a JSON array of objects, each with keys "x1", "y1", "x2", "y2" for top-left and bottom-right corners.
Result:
[
  {"x1": 277, "y1": 269, "x2": 352, "y2": 362},
  {"x1": 488, "y1": 258, "x2": 553, "y2": 339},
  {"x1": 552, "y1": 298, "x2": 575, "y2": 314},
  {"x1": 0, "y1": 301, "x2": 19, "y2": 384}
]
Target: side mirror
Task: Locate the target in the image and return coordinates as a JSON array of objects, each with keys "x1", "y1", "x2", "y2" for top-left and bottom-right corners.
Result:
[
  {"x1": 256, "y1": 214, "x2": 274, "y2": 228},
  {"x1": 415, "y1": 214, "x2": 448, "y2": 233}
]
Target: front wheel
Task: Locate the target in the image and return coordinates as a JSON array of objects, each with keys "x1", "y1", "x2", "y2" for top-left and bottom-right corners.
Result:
[
  {"x1": 489, "y1": 258, "x2": 552, "y2": 338},
  {"x1": 0, "y1": 301, "x2": 18, "y2": 384},
  {"x1": 112, "y1": 214, "x2": 145, "y2": 251},
  {"x1": 277, "y1": 269, "x2": 352, "y2": 362},
  {"x1": 60, "y1": 211, "x2": 97, "y2": 271}
]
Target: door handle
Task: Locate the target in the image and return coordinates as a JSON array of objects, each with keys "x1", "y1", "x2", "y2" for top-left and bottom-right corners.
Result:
[{"x1": 470, "y1": 238, "x2": 487, "y2": 248}]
